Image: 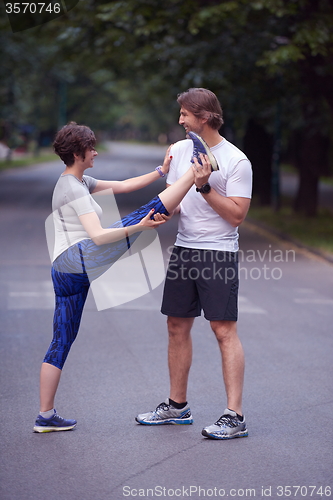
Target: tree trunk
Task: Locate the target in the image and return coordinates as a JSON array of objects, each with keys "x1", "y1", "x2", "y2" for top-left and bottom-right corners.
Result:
[
  {"x1": 243, "y1": 119, "x2": 273, "y2": 206},
  {"x1": 293, "y1": 167, "x2": 319, "y2": 217},
  {"x1": 292, "y1": 57, "x2": 332, "y2": 217},
  {"x1": 292, "y1": 130, "x2": 328, "y2": 217}
]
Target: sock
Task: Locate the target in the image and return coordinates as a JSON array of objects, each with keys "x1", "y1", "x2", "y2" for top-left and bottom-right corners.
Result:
[
  {"x1": 228, "y1": 409, "x2": 244, "y2": 421},
  {"x1": 169, "y1": 398, "x2": 187, "y2": 409},
  {"x1": 40, "y1": 409, "x2": 55, "y2": 419}
]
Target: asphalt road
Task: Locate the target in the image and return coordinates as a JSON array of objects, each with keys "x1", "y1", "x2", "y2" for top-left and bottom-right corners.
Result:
[{"x1": 0, "y1": 143, "x2": 332, "y2": 500}]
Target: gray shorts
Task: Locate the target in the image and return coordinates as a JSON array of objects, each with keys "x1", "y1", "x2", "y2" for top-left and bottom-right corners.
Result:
[{"x1": 161, "y1": 246, "x2": 239, "y2": 321}]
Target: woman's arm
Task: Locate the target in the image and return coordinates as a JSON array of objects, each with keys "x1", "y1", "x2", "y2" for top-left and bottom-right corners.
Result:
[
  {"x1": 79, "y1": 209, "x2": 166, "y2": 246},
  {"x1": 92, "y1": 146, "x2": 173, "y2": 195}
]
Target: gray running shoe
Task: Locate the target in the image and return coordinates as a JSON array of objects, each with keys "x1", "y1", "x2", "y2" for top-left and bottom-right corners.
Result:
[
  {"x1": 135, "y1": 398, "x2": 193, "y2": 425},
  {"x1": 201, "y1": 409, "x2": 248, "y2": 440}
]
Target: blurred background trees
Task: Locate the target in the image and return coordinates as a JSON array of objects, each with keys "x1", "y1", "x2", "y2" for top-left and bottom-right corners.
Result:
[{"x1": 1, "y1": 0, "x2": 332, "y2": 215}]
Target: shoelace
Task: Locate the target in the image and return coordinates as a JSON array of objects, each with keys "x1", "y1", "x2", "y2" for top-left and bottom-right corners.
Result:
[
  {"x1": 215, "y1": 414, "x2": 239, "y2": 428},
  {"x1": 53, "y1": 414, "x2": 66, "y2": 423},
  {"x1": 192, "y1": 145, "x2": 204, "y2": 163},
  {"x1": 155, "y1": 402, "x2": 170, "y2": 412}
]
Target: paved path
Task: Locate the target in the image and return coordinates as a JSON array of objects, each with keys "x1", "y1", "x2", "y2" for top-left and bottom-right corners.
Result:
[{"x1": 0, "y1": 143, "x2": 332, "y2": 500}]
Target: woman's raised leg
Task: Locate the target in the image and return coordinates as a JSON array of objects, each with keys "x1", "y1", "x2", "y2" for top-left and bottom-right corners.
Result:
[
  {"x1": 158, "y1": 166, "x2": 194, "y2": 213},
  {"x1": 69, "y1": 165, "x2": 196, "y2": 277}
]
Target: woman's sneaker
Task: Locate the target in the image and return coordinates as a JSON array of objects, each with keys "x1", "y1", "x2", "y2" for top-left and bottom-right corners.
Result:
[
  {"x1": 188, "y1": 131, "x2": 219, "y2": 171},
  {"x1": 135, "y1": 398, "x2": 193, "y2": 425},
  {"x1": 33, "y1": 409, "x2": 77, "y2": 433},
  {"x1": 201, "y1": 409, "x2": 248, "y2": 440}
]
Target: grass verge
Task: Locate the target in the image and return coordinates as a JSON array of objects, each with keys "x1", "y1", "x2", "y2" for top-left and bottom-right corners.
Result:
[
  {"x1": 248, "y1": 199, "x2": 333, "y2": 256},
  {"x1": 0, "y1": 149, "x2": 56, "y2": 172},
  {"x1": 0, "y1": 142, "x2": 109, "y2": 172}
]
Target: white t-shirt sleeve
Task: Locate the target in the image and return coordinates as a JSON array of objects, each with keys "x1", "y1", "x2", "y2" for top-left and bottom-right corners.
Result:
[
  {"x1": 226, "y1": 159, "x2": 252, "y2": 198},
  {"x1": 166, "y1": 144, "x2": 179, "y2": 185},
  {"x1": 83, "y1": 175, "x2": 98, "y2": 193}
]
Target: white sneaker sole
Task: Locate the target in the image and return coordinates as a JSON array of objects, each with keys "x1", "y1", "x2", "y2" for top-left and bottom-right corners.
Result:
[
  {"x1": 33, "y1": 424, "x2": 77, "y2": 433},
  {"x1": 135, "y1": 417, "x2": 193, "y2": 425},
  {"x1": 202, "y1": 428, "x2": 248, "y2": 439}
]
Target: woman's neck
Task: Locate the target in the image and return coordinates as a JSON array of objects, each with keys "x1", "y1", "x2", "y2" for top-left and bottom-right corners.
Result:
[{"x1": 63, "y1": 165, "x2": 84, "y2": 182}]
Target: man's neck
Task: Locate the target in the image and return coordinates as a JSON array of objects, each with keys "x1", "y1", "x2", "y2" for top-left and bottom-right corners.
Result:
[{"x1": 201, "y1": 128, "x2": 223, "y2": 148}]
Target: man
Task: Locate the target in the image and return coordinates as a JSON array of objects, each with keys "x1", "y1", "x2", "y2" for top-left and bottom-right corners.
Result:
[{"x1": 135, "y1": 88, "x2": 252, "y2": 439}]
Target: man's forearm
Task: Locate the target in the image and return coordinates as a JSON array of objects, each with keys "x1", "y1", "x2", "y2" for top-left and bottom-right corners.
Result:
[{"x1": 200, "y1": 189, "x2": 250, "y2": 227}]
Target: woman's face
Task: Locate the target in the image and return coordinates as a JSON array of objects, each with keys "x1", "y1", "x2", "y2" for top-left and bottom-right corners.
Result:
[{"x1": 81, "y1": 147, "x2": 98, "y2": 170}]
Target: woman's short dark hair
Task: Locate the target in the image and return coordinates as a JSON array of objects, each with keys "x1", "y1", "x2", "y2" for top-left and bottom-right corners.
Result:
[
  {"x1": 53, "y1": 122, "x2": 96, "y2": 166},
  {"x1": 177, "y1": 88, "x2": 224, "y2": 130}
]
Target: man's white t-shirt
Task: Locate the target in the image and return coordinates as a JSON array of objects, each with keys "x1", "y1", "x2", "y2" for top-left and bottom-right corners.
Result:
[{"x1": 167, "y1": 137, "x2": 252, "y2": 252}]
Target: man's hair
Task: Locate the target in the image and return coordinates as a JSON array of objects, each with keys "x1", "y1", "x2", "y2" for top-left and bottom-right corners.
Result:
[
  {"x1": 177, "y1": 88, "x2": 224, "y2": 130},
  {"x1": 53, "y1": 122, "x2": 96, "y2": 166}
]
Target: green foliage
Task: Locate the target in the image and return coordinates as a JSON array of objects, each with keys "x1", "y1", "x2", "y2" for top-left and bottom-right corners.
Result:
[
  {"x1": 1, "y1": 0, "x2": 333, "y2": 147},
  {"x1": 1, "y1": 0, "x2": 332, "y2": 214},
  {"x1": 254, "y1": 0, "x2": 333, "y2": 70},
  {"x1": 249, "y1": 202, "x2": 333, "y2": 254}
]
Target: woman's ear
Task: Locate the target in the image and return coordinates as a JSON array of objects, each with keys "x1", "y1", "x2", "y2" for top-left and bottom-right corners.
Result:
[{"x1": 73, "y1": 152, "x2": 83, "y2": 162}]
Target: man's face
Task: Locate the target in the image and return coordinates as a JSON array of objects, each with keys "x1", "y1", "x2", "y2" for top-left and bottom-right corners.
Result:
[{"x1": 179, "y1": 107, "x2": 205, "y2": 136}]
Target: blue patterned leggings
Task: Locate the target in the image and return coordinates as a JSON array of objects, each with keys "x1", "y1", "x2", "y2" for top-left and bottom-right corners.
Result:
[{"x1": 44, "y1": 196, "x2": 168, "y2": 370}]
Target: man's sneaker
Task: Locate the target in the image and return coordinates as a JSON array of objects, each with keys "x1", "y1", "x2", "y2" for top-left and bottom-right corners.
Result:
[
  {"x1": 188, "y1": 131, "x2": 219, "y2": 171},
  {"x1": 201, "y1": 409, "x2": 248, "y2": 440},
  {"x1": 135, "y1": 398, "x2": 193, "y2": 425},
  {"x1": 33, "y1": 409, "x2": 77, "y2": 433}
]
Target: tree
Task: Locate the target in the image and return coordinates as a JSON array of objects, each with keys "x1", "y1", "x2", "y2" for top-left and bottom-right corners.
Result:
[
  {"x1": 73, "y1": 0, "x2": 333, "y2": 214},
  {"x1": 251, "y1": 0, "x2": 333, "y2": 215},
  {"x1": 1, "y1": 0, "x2": 332, "y2": 216}
]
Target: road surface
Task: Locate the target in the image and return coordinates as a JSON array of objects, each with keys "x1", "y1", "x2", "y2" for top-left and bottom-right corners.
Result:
[{"x1": 0, "y1": 143, "x2": 332, "y2": 500}]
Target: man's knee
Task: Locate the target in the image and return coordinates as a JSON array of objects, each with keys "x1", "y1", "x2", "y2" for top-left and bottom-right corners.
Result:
[
  {"x1": 167, "y1": 316, "x2": 193, "y2": 338},
  {"x1": 210, "y1": 320, "x2": 237, "y2": 343}
]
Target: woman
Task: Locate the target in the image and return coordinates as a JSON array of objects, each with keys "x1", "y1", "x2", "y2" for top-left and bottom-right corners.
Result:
[{"x1": 33, "y1": 122, "x2": 208, "y2": 432}]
